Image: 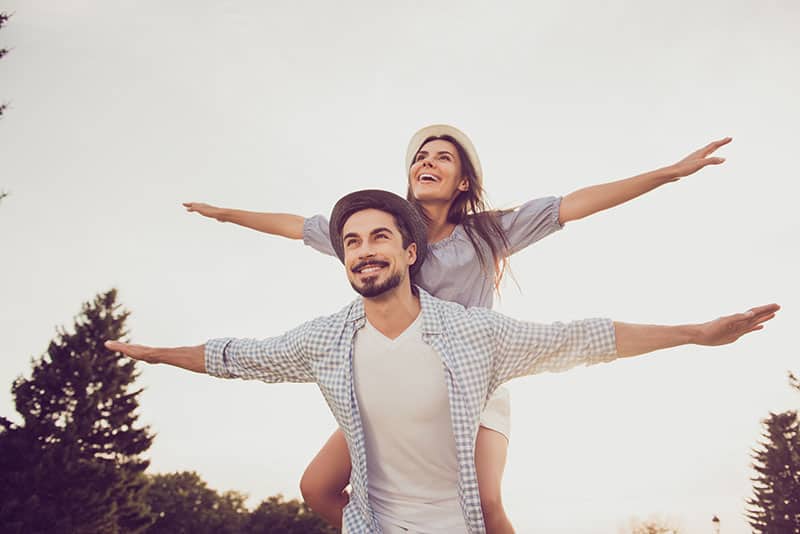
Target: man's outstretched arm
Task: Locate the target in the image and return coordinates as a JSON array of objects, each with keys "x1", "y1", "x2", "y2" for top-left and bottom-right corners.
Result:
[
  {"x1": 487, "y1": 302, "x2": 780, "y2": 386},
  {"x1": 614, "y1": 303, "x2": 779, "y2": 358},
  {"x1": 104, "y1": 341, "x2": 206, "y2": 373},
  {"x1": 105, "y1": 320, "x2": 318, "y2": 383}
]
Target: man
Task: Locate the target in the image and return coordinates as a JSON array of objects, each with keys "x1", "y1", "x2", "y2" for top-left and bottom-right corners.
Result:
[{"x1": 107, "y1": 190, "x2": 778, "y2": 533}]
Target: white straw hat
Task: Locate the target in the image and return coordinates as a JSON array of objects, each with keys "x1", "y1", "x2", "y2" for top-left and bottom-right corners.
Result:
[{"x1": 405, "y1": 124, "x2": 483, "y2": 188}]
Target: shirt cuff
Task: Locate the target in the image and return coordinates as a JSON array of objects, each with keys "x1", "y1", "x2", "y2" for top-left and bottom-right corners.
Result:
[
  {"x1": 551, "y1": 196, "x2": 564, "y2": 230},
  {"x1": 585, "y1": 318, "x2": 618, "y2": 365},
  {"x1": 205, "y1": 338, "x2": 234, "y2": 378}
]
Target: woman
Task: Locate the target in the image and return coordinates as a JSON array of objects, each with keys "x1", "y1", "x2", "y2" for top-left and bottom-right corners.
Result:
[{"x1": 184, "y1": 125, "x2": 730, "y2": 532}]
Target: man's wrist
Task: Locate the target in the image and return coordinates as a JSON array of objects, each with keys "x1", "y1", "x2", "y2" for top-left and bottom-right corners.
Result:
[
  {"x1": 656, "y1": 164, "x2": 681, "y2": 183},
  {"x1": 683, "y1": 323, "x2": 704, "y2": 345}
]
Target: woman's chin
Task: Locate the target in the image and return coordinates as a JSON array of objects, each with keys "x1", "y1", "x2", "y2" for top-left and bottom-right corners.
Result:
[{"x1": 412, "y1": 189, "x2": 449, "y2": 204}]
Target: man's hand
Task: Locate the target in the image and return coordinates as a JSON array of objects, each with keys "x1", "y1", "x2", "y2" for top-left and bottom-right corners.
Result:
[
  {"x1": 668, "y1": 137, "x2": 732, "y2": 180},
  {"x1": 183, "y1": 202, "x2": 227, "y2": 222},
  {"x1": 105, "y1": 340, "x2": 161, "y2": 363},
  {"x1": 105, "y1": 340, "x2": 206, "y2": 373},
  {"x1": 694, "y1": 303, "x2": 780, "y2": 346}
]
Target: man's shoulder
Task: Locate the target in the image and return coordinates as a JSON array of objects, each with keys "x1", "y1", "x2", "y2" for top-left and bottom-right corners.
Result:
[
  {"x1": 297, "y1": 298, "x2": 361, "y2": 333},
  {"x1": 418, "y1": 288, "x2": 497, "y2": 325}
]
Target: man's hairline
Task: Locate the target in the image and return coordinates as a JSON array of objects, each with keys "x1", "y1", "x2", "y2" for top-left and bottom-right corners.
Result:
[{"x1": 339, "y1": 207, "x2": 409, "y2": 242}]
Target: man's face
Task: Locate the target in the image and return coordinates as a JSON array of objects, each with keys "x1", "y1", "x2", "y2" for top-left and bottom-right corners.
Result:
[{"x1": 341, "y1": 208, "x2": 417, "y2": 298}]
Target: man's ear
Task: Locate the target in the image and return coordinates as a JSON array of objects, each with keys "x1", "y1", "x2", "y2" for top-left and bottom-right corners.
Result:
[
  {"x1": 457, "y1": 178, "x2": 469, "y2": 192},
  {"x1": 406, "y1": 242, "x2": 418, "y2": 266}
]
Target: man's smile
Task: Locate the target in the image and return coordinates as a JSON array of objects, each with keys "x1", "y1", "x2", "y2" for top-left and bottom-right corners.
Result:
[{"x1": 352, "y1": 260, "x2": 390, "y2": 275}]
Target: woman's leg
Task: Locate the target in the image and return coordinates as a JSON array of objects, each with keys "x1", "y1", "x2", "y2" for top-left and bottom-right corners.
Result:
[
  {"x1": 475, "y1": 426, "x2": 515, "y2": 534},
  {"x1": 299, "y1": 428, "x2": 352, "y2": 527}
]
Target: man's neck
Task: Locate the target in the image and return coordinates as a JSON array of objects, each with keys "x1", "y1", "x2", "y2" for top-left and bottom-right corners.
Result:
[
  {"x1": 420, "y1": 201, "x2": 457, "y2": 244},
  {"x1": 363, "y1": 281, "x2": 421, "y2": 340}
]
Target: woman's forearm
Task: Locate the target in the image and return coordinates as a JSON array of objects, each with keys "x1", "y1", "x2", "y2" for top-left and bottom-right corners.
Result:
[
  {"x1": 219, "y1": 209, "x2": 305, "y2": 239},
  {"x1": 559, "y1": 166, "x2": 679, "y2": 224},
  {"x1": 558, "y1": 137, "x2": 731, "y2": 225}
]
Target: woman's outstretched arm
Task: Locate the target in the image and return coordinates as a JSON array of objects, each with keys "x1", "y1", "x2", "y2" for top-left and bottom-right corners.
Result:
[
  {"x1": 558, "y1": 137, "x2": 732, "y2": 224},
  {"x1": 183, "y1": 202, "x2": 305, "y2": 239}
]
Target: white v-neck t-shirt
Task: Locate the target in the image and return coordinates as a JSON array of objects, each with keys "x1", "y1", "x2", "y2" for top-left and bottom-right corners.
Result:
[{"x1": 352, "y1": 314, "x2": 466, "y2": 533}]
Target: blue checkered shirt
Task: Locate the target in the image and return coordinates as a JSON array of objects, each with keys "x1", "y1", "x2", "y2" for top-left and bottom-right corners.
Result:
[{"x1": 205, "y1": 289, "x2": 617, "y2": 533}]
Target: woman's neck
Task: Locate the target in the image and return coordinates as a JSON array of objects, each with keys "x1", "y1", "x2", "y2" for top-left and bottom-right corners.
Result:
[{"x1": 421, "y1": 201, "x2": 457, "y2": 244}]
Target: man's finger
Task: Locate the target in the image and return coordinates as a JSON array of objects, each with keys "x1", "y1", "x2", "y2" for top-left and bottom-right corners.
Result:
[
  {"x1": 702, "y1": 137, "x2": 733, "y2": 156},
  {"x1": 751, "y1": 313, "x2": 777, "y2": 327},
  {"x1": 105, "y1": 340, "x2": 125, "y2": 351},
  {"x1": 743, "y1": 324, "x2": 765, "y2": 335},
  {"x1": 747, "y1": 303, "x2": 781, "y2": 316}
]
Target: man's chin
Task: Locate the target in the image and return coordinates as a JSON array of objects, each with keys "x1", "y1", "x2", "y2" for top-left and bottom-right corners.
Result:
[{"x1": 350, "y1": 272, "x2": 403, "y2": 298}]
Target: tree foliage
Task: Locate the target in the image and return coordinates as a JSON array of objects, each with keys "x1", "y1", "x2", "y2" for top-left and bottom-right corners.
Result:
[
  {"x1": 747, "y1": 372, "x2": 800, "y2": 533},
  {"x1": 627, "y1": 516, "x2": 680, "y2": 534},
  {"x1": 145, "y1": 471, "x2": 337, "y2": 534},
  {"x1": 0, "y1": 290, "x2": 154, "y2": 533},
  {"x1": 245, "y1": 494, "x2": 338, "y2": 534}
]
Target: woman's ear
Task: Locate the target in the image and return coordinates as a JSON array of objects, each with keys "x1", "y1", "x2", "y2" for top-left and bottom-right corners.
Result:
[{"x1": 458, "y1": 178, "x2": 470, "y2": 192}]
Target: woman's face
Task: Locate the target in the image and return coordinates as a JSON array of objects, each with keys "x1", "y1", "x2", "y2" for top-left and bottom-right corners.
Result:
[{"x1": 408, "y1": 138, "x2": 470, "y2": 204}]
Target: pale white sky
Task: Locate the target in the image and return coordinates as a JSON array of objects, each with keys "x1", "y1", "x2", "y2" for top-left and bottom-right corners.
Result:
[{"x1": 2, "y1": 2, "x2": 799, "y2": 532}]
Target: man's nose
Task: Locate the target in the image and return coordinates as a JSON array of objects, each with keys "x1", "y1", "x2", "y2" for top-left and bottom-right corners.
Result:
[{"x1": 357, "y1": 243, "x2": 376, "y2": 258}]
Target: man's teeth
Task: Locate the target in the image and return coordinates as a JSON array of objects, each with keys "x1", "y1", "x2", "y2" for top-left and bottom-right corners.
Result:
[{"x1": 360, "y1": 265, "x2": 384, "y2": 273}]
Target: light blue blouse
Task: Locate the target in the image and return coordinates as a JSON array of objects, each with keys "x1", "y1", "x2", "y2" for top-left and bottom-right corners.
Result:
[{"x1": 303, "y1": 196, "x2": 564, "y2": 309}]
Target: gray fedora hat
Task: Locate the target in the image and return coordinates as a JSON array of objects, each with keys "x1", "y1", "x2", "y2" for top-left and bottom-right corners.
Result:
[
  {"x1": 329, "y1": 189, "x2": 428, "y2": 277},
  {"x1": 405, "y1": 124, "x2": 483, "y2": 188}
]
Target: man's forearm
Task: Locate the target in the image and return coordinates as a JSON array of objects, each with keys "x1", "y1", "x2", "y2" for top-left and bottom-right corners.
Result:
[
  {"x1": 559, "y1": 166, "x2": 678, "y2": 224},
  {"x1": 220, "y1": 209, "x2": 305, "y2": 240},
  {"x1": 105, "y1": 341, "x2": 206, "y2": 373},
  {"x1": 614, "y1": 322, "x2": 701, "y2": 358}
]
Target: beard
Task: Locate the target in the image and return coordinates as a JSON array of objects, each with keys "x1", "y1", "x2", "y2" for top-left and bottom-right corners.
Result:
[{"x1": 350, "y1": 270, "x2": 404, "y2": 298}]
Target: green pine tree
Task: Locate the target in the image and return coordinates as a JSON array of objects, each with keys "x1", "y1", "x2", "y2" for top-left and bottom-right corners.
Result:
[
  {"x1": 747, "y1": 373, "x2": 800, "y2": 533},
  {"x1": 0, "y1": 289, "x2": 155, "y2": 533}
]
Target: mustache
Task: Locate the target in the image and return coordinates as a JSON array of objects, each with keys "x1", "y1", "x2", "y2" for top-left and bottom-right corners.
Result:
[{"x1": 351, "y1": 259, "x2": 389, "y2": 273}]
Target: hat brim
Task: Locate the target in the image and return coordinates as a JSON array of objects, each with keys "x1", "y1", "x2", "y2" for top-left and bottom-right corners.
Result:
[{"x1": 405, "y1": 124, "x2": 483, "y2": 188}]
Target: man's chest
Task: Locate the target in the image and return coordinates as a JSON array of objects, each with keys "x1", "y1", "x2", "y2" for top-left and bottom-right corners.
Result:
[{"x1": 353, "y1": 318, "x2": 451, "y2": 425}]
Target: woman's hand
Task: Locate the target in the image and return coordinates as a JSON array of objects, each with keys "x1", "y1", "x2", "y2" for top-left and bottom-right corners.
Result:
[
  {"x1": 667, "y1": 137, "x2": 732, "y2": 180},
  {"x1": 183, "y1": 202, "x2": 227, "y2": 222}
]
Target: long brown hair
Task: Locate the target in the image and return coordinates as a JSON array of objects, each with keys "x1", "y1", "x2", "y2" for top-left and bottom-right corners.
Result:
[{"x1": 406, "y1": 135, "x2": 511, "y2": 291}]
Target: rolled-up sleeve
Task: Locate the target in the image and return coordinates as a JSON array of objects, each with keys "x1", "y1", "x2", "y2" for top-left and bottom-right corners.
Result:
[
  {"x1": 499, "y1": 196, "x2": 563, "y2": 255},
  {"x1": 485, "y1": 310, "x2": 617, "y2": 387},
  {"x1": 205, "y1": 322, "x2": 316, "y2": 383},
  {"x1": 303, "y1": 215, "x2": 336, "y2": 257}
]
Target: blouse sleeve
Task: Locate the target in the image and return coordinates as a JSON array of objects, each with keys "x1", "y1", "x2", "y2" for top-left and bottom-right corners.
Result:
[
  {"x1": 302, "y1": 215, "x2": 336, "y2": 257},
  {"x1": 498, "y1": 196, "x2": 564, "y2": 255}
]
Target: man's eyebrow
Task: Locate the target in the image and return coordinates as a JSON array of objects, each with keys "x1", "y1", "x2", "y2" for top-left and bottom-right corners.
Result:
[
  {"x1": 370, "y1": 227, "x2": 394, "y2": 236},
  {"x1": 343, "y1": 227, "x2": 394, "y2": 242}
]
